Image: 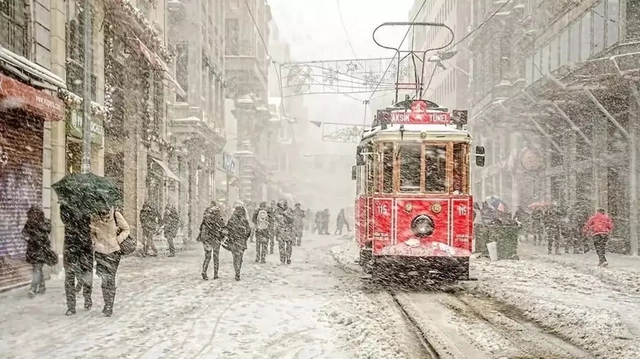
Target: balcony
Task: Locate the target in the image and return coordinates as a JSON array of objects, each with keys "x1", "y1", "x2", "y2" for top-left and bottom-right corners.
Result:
[{"x1": 225, "y1": 55, "x2": 268, "y2": 98}]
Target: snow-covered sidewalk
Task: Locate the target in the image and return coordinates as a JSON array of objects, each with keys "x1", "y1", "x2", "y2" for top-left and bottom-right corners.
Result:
[
  {"x1": 469, "y1": 242, "x2": 640, "y2": 359},
  {"x1": 0, "y1": 235, "x2": 424, "y2": 359}
]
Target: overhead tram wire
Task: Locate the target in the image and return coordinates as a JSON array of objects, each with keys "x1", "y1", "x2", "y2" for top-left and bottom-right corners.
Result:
[
  {"x1": 362, "y1": 0, "x2": 428, "y2": 127},
  {"x1": 444, "y1": 0, "x2": 511, "y2": 52},
  {"x1": 336, "y1": 0, "x2": 365, "y2": 69}
]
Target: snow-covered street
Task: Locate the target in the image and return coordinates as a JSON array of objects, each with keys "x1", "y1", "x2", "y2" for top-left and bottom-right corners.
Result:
[{"x1": 0, "y1": 234, "x2": 426, "y2": 359}]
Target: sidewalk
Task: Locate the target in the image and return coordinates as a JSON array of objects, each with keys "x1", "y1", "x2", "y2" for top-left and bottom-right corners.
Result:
[{"x1": 516, "y1": 240, "x2": 640, "y2": 295}]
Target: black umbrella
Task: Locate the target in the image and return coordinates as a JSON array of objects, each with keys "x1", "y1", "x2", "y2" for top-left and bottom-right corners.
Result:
[{"x1": 53, "y1": 172, "x2": 122, "y2": 213}]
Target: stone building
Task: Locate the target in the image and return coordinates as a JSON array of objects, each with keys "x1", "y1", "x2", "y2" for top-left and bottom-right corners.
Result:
[
  {"x1": 469, "y1": 0, "x2": 640, "y2": 253},
  {"x1": 167, "y1": 0, "x2": 226, "y2": 241}
]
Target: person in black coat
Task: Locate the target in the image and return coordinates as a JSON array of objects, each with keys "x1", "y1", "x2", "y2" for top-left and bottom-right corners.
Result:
[
  {"x1": 335, "y1": 208, "x2": 350, "y2": 235},
  {"x1": 226, "y1": 205, "x2": 251, "y2": 280},
  {"x1": 140, "y1": 202, "x2": 161, "y2": 256},
  {"x1": 163, "y1": 205, "x2": 181, "y2": 257},
  {"x1": 60, "y1": 201, "x2": 93, "y2": 315},
  {"x1": 292, "y1": 203, "x2": 305, "y2": 246},
  {"x1": 198, "y1": 204, "x2": 225, "y2": 280},
  {"x1": 268, "y1": 200, "x2": 277, "y2": 254},
  {"x1": 22, "y1": 205, "x2": 52, "y2": 297},
  {"x1": 275, "y1": 199, "x2": 295, "y2": 264}
]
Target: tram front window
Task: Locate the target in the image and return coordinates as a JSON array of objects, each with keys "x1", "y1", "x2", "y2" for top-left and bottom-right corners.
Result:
[
  {"x1": 425, "y1": 145, "x2": 447, "y2": 192},
  {"x1": 399, "y1": 144, "x2": 421, "y2": 192},
  {"x1": 382, "y1": 142, "x2": 394, "y2": 193}
]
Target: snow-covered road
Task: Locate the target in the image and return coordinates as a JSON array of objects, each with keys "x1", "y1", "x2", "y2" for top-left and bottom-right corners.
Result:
[{"x1": 0, "y1": 234, "x2": 426, "y2": 359}]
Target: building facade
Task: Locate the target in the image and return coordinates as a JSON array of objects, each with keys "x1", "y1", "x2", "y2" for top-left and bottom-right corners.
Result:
[
  {"x1": 0, "y1": 0, "x2": 226, "y2": 290},
  {"x1": 469, "y1": 0, "x2": 640, "y2": 253},
  {"x1": 409, "y1": 0, "x2": 472, "y2": 110}
]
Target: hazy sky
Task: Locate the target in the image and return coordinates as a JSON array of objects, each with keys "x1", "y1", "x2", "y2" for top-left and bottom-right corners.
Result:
[{"x1": 268, "y1": 0, "x2": 415, "y2": 125}]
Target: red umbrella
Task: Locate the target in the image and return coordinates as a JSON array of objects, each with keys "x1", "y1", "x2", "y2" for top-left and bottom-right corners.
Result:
[{"x1": 528, "y1": 201, "x2": 550, "y2": 210}]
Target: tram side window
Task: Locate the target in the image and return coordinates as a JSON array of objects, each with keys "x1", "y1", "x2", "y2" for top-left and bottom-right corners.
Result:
[
  {"x1": 366, "y1": 147, "x2": 375, "y2": 195},
  {"x1": 453, "y1": 143, "x2": 467, "y2": 194},
  {"x1": 382, "y1": 142, "x2": 394, "y2": 193},
  {"x1": 399, "y1": 144, "x2": 421, "y2": 192},
  {"x1": 425, "y1": 145, "x2": 447, "y2": 193}
]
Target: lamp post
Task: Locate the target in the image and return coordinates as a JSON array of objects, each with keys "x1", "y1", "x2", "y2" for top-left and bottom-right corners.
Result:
[{"x1": 81, "y1": 0, "x2": 93, "y2": 174}]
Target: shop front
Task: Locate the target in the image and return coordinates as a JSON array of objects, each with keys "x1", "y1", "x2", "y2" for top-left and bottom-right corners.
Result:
[{"x1": 0, "y1": 73, "x2": 64, "y2": 289}]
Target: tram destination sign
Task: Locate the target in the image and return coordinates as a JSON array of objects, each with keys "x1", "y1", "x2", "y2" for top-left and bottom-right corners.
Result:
[{"x1": 389, "y1": 110, "x2": 451, "y2": 125}]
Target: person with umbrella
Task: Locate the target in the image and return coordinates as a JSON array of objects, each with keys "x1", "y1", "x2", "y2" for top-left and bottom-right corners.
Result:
[{"x1": 54, "y1": 172, "x2": 121, "y2": 315}]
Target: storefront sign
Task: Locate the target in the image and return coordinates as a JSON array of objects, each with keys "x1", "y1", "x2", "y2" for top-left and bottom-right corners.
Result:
[
  {"x1": 222, "y1": 152, "x2": 237, "y2": 174},
  {"x1": 0, "y1": 74, "x2": 64, "y2": 121},
  {"x1": 67, "y1": 109, "x2": 104, "y2": 145}
]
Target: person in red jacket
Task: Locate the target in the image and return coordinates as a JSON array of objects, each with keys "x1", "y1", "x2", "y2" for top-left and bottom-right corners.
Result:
[{"x1": 582, "y1": 209, "x2": 613, "y2": 267}]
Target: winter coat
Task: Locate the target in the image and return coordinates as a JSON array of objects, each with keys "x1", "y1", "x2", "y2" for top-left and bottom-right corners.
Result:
[
  {"x1": 163, "y1": 207, "x2": 181, "y2": 238},
  {"x1": 293, "y1": 208, "x2": 305, "y2": 230},
  {"x1": 22, "y1": 218, "x2": 52, "y2": 265},
  {"x1": 90, "y1": 209, "x2": 130, "y2": 254},
  {"x1": 252, "y1": 205, "x2": 272, "y2": 235},
  {"x1": 275, "y1": 206, "x2": 295, "y2": 241},
  {"x1": 140, "y1": 204, "x2": 160, "y2": 232},
  {"x1": 583, "y1": 212, "x2": 613, "y2": 236},
  {"x1": 336, "y1": 210, "x2": 347, "y2": 227},
  {"x1": 226, "y1": 210, "x2": 251, "y2": 253},
  {"x1": 60, "y1": 202, "x2": 93, "y2": 268},
  {"x1": 198, "y1": 208, "x2": 226, "y2": 247}
]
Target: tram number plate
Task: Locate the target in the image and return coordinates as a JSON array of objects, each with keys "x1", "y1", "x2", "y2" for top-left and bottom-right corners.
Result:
[{"x1": 376, "y1": 204, "x2": 389, "y2": 215}]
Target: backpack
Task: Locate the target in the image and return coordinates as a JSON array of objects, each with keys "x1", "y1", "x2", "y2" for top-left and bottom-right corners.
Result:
[{"x1": 257, "y1": 209, "x2": 269, "y2": 230}]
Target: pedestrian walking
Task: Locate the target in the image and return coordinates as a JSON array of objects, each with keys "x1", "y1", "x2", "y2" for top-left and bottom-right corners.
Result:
[
  {"x1": 90, "y1": 206, "x2": 130, "y2": 317},
  {"x1": 22, "y1": 205, "x2": 53, "y2": 297},
  {"x1": 60, "y1": 201, "x2": 94, "y2": 316},
  {"x1": 334, "y1": 208, "x2": 350, "y2": 235},
  {"x1": 275, "y1": 199, "x2": 295, "y2": 264},
  {"x1": 322, "y1": 209, "x2": 331, "y2": 235},
  {"x1": 226, "y1": 205, "x2": 251, "y2": 280},
  {"x1": 531, "y1": 207, "x2": 545, "y2": 246},
  {"x1": 252, "y1": 202, "x2": 271, "y2": 263},
  {"x1": 293, "y1": 203, "x2": 305, "y2": 246},
  {"x1": 304, "y1": 208, "x2": 313, "y2": 231},
  {"x1": 582, "y1": 208, "x2": 613, "y2": 267},
  {"x1": 140, "y1": 202, "x2": 161, "y2": 256},
  {"x1": 163, "y1": 205, "x2": 181, "y2": 257},
  {"x1": 268, "y1": 200, "x2": 277, "y2": 254},
  {"x1": 544, "y1": 203, "x2": 562, "y2": 255},
  {"x1": 198, "y1": 203, "x2": 225, "y2": 280},
  {"x1": 313, "y1": 210, "x2": 322, "y2": 234}
]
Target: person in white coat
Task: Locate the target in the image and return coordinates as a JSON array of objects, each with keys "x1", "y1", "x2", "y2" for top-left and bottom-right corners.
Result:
[{"x1": 90, "y1": 207, "x2": 130, "y2": 317}]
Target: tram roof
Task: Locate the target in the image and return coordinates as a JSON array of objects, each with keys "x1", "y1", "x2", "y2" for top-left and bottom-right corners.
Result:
[{"x1": 361, "y1": 124, "x2": 472, "y2": 143}]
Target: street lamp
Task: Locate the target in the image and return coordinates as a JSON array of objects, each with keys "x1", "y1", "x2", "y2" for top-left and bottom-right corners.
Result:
[{"x1": 427, "y1": 52, "x2": 472, "y2": 79}]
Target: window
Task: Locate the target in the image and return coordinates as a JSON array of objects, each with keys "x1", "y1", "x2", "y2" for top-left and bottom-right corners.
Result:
[
  {"x1": 541, "y1": 44, "x2": 549, "y2": 75},
  {"x1": 533, "y1": 50, "x2": 541, "y2": 81},
  {"x1": 608, "y1": 0, "x2": 619, "y2": 46},
  {"x1": 560, "y1": 28, "x2": 569, "y2": 66},
  {"x1": 398, "y1": 144, "x2": 421, "y2": 193},
  {"x1": 225, "y1": 19, "x2": 239, "y2": 55},
  {"x1": 550, "y1": 37, "x2": 559, "y2": 72},
  {"x1": 593, "y1": 1, "x2": 605, "y2": 54},
  {"x1": 176, "y1": 42, "x2": 189, "y2": 102},
  {"x1": 570, "y1": 20, "x2": 580, "y2": 64},
  {"x1": 425, "y1": 146, "x2": 446, "y2": 193},
  {"x1": 453, "y1": 143, "x2": 468, "y2": 194},
  {"x1": 581, "y1": 11, "x2": 592, "y2": 61},
  {"x1": 0, "y1": 0, "x2": 27, "y2": 56},
  {"x1": 381, "y1": 143, "x2": 394, "y2": 194}
]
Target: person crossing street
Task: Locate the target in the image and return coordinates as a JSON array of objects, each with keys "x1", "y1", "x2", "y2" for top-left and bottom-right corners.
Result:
[{"x1": 583, "y1": 208, "x2": 613, "y2": 267}]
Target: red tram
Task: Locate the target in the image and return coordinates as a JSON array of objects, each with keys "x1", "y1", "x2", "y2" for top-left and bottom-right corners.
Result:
[{"x1": 352, "y1": 99, "x2": 484, "y2": 280}]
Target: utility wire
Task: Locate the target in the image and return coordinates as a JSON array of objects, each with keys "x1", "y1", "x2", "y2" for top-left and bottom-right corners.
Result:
[
  {"x1": 243, "y1": 0, "x2": 274, "y2": 62},
  {"x1": 445, "y1": 0, "x2": 511, "y2": 51},
  {"x1": 336, "y1": 0, "x2": 365, "y2": 69}
]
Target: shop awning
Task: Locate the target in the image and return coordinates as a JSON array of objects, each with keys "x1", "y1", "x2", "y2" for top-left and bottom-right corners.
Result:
[
  {"x1": 150, "y1": 157, "x2": 180, "y2": 182},
  {"x1": 0, "y1": 73, "x2": 65, "y2": 121},
  {"x1": 134, "y1": 37, "x2": 187, "y2": 98}
]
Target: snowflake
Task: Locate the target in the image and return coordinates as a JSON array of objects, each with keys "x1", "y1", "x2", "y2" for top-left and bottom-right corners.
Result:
[
  {"x1": 322, "y1": 67, "x2": 338, "y2": 85},
  {"x1": 362, "y1": 72, "x2": 379, "y2": 89}
]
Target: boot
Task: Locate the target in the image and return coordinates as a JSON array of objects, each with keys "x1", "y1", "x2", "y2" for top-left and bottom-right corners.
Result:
[
  {"x1": 84, "y1": 297, "x2": 92, "y2": 311},
  {"x1": 102, "y1": 287, "x2": 115, "y2": 317}
]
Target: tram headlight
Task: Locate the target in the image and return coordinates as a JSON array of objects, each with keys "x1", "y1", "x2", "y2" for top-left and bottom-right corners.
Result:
[{"x1": 411, "y1": 214, "x2": 434, "y2": 237}]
